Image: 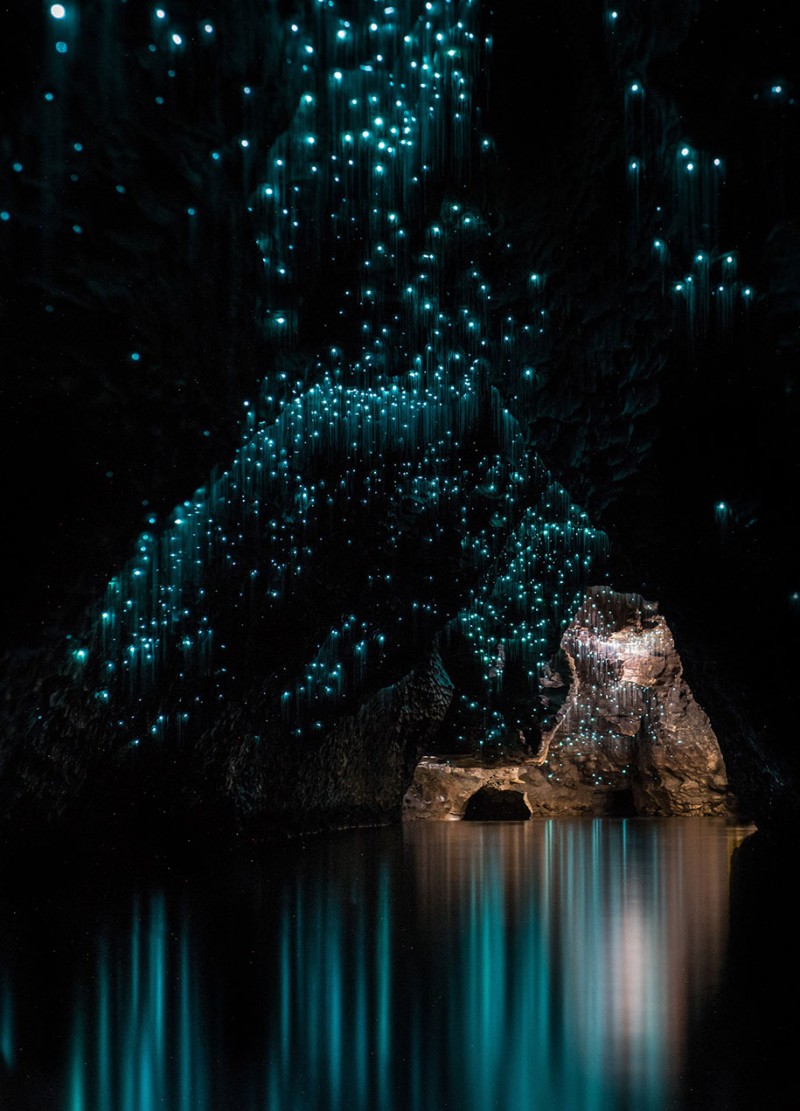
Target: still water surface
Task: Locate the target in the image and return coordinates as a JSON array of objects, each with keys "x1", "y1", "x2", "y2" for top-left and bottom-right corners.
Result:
[{"x1": 0, "y1": 819, "x2": 751, "y2": 1110}]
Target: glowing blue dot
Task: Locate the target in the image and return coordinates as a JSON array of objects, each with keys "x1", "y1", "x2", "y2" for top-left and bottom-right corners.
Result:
[
  {"x1": 333, "y1": 70, "x2": 342, "y2": 81},
  {"x1": 172, "y1": 32, "x2": 182, "y2": 44},
  {"x1": 713, "y1": 158, "x2": 721, "y2": 166},
  {"x1": 44, "y1": 92, "x2": 55, "y2": 101},
  {"x1": 155, "y1": 8, "x2": 166, "y2": 18},
  {"x1": 243, "y1": 85, "x2": 251, "y2": 94},
  {"x1": 337, "y1": 29, "x2": 346, "y2": 39},
  {"x1": 130, "y1": 352, "x2": 140, "y2": 361},
  {"x1": 686, "y1": 162, "x2": 694, "y2": 172},
  {"x1": 772, "y1": 85, "x2": 783, "y2": 95},
  {"x1": 73, "y1": 224, "x2": 82, "y2": 234},
  {"x1": 116, "y1": 184, "x2": 126, "y2": 194},
  {"x1": 0, "y1": 212, "x2": 9, "y2": 222},
  {"x1": 55, "y1": 41, "x2": 68, "y2": 53},
  {"x1": 695, "y1": 253, "x2": 705, "y2": 262},
  {"x1": 306, "y1": 135, "x2": 316, "y2": 145},
  {"x1": 203, "y1": 23, "x2": 213, "y2": 33},
  {"x1": 680, "y1": 147, "x2": 690, "y2": 157},
  {"x1": 628, "y1": 159, "x2": 638, "y2": 171},
  {"x1": 50, "y1": 3, "x2": 66, "y2": 17},
  {"x1": 305, "y1": 44, "x2": 314, "y2": 54},
  {"x1": 211, "y1": 151, "x2": 220, "y2": 160},
  {"x1": 12, "y1": 162, "x2": 22, "y2": 172},
  {"x1": 187, "y1": 206, "x2": 195, "y2": 215},
  {"x1": 630, "y1": 82, "x2": 640, "y2": 93},
  {"x1": 653, "y1": 239, "x2": 663, "y2": 249},
  {"x1": 240, "y1": 138, "x2": 250, "y2": 148},
  {"x1": 609, "y1": 9, "x2": 618, "y2": 18},
  {"x1": 73, "y1": 142, "x2": 83, "y2": 151},
  {"x1": 743, "y1": 287, "x2": 752, "y2": 297}
]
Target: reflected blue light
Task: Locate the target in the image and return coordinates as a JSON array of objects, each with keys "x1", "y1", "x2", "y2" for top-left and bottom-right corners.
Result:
[
  {"x1": 1, "y1": 972, "x2": 13, "y2": 1068},
  {"x1": 2, "y1": 825, "x2": 749, "y2": 1110}
]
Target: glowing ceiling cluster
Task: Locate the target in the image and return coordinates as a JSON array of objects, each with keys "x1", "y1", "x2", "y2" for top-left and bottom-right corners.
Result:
[
  {"x1": 614, "y1": 24, "x2": 755, "y2": 335},
  {"x1": 63, "y1": 0, "x2": 602, "y2": 753}
]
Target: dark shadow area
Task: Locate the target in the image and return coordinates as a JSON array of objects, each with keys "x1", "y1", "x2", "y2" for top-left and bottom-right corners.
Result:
[{"x1": 462, "y1": 785, "x2": 531, "y2": 821}]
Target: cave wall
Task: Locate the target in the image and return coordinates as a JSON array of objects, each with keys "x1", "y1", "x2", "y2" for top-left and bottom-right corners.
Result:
[{"x1": 1, "y1": 0, "x2": 797, "y2": 841}]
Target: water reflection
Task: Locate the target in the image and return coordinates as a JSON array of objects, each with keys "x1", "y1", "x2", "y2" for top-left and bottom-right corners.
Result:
[
  {"x1": 404, "y1": 821, "x2": 746, "y2": 1111},
  {"x1": 0, "y1": 820, "x2": 750, "y2": 1110}
]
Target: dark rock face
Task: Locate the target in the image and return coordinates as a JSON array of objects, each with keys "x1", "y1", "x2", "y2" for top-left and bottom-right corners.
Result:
[
  {"x1": 462, "y1": 786, "x2": 531, "y2": 822},
  {"x1": 223, "y1": 650, "x2": 455, "y2": 837},
  {"x1": 1, "y1": 651, "x2": 453, "y2": 852}
]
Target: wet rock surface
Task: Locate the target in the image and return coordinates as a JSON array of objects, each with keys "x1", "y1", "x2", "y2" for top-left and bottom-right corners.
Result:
[{"x1": 404, "y1": 588, "x2": 736, "y2": 820}]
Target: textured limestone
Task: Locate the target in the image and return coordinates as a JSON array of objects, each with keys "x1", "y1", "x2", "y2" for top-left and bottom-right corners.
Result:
[{"x1": 404, "y1": 588, "x2": 736, "y2": 820}]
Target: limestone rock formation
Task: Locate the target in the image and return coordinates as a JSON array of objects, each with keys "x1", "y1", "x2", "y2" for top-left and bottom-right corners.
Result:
[{"x1": 404, "y1": 588, "x2": 736, "y2": 819}]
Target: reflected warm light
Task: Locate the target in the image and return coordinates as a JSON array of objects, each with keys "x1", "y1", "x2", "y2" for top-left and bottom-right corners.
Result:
[
  {"x1": 0, "y1": 820, "x2": 751, "y2": 1110},
  {"x1": 405, "y1": 819, "x2": 750, "y2": 1111}
]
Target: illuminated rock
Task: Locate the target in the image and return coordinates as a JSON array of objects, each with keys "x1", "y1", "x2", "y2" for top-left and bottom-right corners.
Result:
[
  {"x1": 404, "y1": 587, "x2": 735, "y2": 819},
  {"x1": 547, "y1": 587, "x2": 734, "y2": 815}
]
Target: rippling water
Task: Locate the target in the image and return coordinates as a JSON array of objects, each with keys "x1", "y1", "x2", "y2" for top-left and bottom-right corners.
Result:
[{"x1": 0, "y1": 819, "x2": 753, "y2": 1110}]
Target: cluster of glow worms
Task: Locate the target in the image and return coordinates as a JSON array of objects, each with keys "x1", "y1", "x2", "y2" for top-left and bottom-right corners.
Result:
[
  {"x1": 1, "y1": 1, "x2": 769, "y2": 763},
  {"x1": 613, "y1": 21, "x2": 755, "y2": 335},
  {"x1": 54, "y1": 0, "x2": 603, "y2": 752}
]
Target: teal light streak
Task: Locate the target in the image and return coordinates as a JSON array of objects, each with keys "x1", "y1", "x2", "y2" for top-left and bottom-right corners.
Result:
[
  {"x1": 69, "y1": 1005, "x2": 86, "y2": 1111},
  {"x1": 0, "y1": 971, "x2": 13, "y2": 1069},
  {"x1": 96, "y1": 938, "x2": 111, "y2": 1110},
  {"x1": 179, "y1": 928, "x2": 192, "y2": 1111},
  {"x1": 375, "y1": 867, "x2": 391, "y2": 1111}
]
